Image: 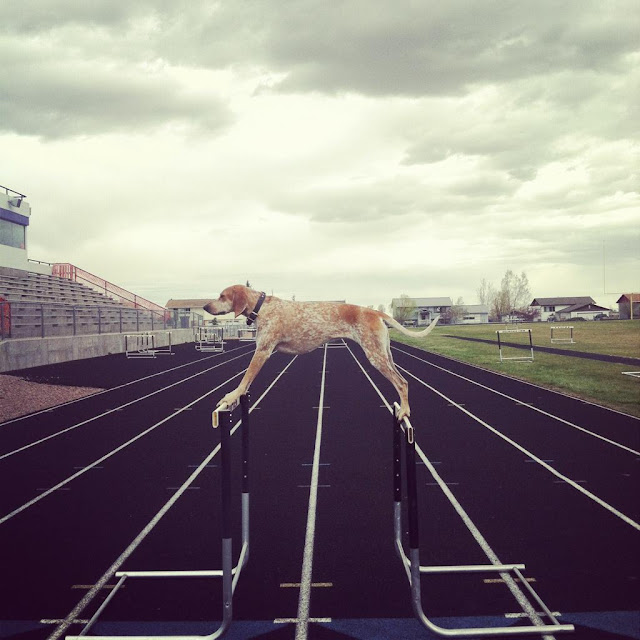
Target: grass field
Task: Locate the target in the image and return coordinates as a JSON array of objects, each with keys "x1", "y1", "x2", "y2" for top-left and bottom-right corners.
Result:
[{"x1": 391, "y1": 320, "x2": 640, "y2": 418}]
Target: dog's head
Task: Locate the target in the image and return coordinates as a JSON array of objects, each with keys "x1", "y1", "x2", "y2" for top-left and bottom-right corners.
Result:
[{"x1": 204, "y1": 285, "x2": 250, "y2": 318}]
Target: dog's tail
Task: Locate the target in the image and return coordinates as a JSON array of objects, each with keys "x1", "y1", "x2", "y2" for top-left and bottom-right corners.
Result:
[{"x1": 381, "y1": 313, "x2": 439, "y2": 338}]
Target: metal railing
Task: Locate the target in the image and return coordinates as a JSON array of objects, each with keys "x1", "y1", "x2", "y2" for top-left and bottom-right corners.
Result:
[
  {"x1": 0, "y1": 300, "x2": 203, "y2": 340},
  {"x1": 52, "y1": 263, "x2": 166, "y2": 314}
]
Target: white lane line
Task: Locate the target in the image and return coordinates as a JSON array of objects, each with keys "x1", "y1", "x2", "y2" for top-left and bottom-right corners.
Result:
[
  {"x1": 47, "y1": 356, "x2": 297, "y2": 640},
  {"x1": 0, "y1": 368, "x2": 248, "y2": 525},
  {"x1": 295, "y1": 345, "x2": 328, "y2": 640},
  {"x1": 0, "y1": 343, "x2": 255, "y2": 428},
  {"x1": 393, "y1": 345, "x2": 640, "y2": 456},
  {"x1": 398, "y1": 363, "x2": 640, "y2": 532},
  {"x1": 0, "y1": 350, "x2": 254, "y2": 461},
  {"x1": 345, "y1": 344, "x2": 554, "y2": 634}
]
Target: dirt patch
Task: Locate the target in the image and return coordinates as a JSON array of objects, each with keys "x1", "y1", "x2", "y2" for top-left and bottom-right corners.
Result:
[{"x1": 0, "y1": 375, "x2": 104, "y2": 422}]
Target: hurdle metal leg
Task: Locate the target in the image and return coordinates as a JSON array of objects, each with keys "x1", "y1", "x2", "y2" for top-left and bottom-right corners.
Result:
[
  {"x1": 66, "y1": 395, "x2": 251, "y2": 640},
  {"x1": 392, "y1": 403, "x2": 574, "y2": 637}
]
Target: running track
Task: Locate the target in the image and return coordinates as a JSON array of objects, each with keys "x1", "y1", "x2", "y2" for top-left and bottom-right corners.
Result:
[{"x1": 0, "y1": 340, "x2": 638, "y2": 640}]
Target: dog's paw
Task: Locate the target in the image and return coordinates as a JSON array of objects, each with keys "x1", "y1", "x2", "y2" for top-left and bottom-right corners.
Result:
[{"x1": 217, "y1": 390, "x2": 240, "y2": 409}]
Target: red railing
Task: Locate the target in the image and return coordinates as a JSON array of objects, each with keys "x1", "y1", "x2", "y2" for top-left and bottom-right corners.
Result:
[
  {"x1": 52, "y1": 263, "x2": 166, "y2": 314},
  {"x1": 0, "y1": 297, "x2": 10, "y2": 339}
]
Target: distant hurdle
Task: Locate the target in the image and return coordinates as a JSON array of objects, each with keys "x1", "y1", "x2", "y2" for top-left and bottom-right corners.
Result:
[
  {"x1": 66, "y1": 394, "x2": 251, "y2": 640},
  {"x1": 550, "y1": 325, "x2": 575, "y2": 344},
  {"x1": 392, "y1": 403, "x2": 574, "y2": 637},
  {"x1": 496, "y1": 328, "x2": 534, "y2": 362},
  {"x1": 125, "y1": 332, "x2": 174, "y2": 358},
  {"x1": 196, "y1": 326, "x2": 224, "y2": 352}
]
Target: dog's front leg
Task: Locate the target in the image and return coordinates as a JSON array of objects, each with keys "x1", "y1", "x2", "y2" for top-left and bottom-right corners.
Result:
[{"x1": 217, "y1": 347, "x2": 272, "y2": 408}]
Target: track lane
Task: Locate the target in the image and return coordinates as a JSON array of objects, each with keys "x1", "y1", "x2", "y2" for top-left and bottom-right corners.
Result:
[
  {"x1": 392, "y1": 344, "x2": 640, "y2": 523},
  {"x1": 377, "y1": 344, "x2": 640, "y2": 617},
  {"x1": 0, "y1": 345, "x2": 256, "y2": 456},
  {"x1": 0, "y1": 352, "x2": 291, "y2": 632},
  {"x1": 1, "y1": 340, "x2": 637, "y2": 639},
  {"x1": 393, "y1": 343, "x2": 640, "y2": 451}
]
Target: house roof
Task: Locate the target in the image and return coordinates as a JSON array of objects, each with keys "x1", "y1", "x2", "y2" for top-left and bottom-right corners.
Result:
[
  {"x1": 531, "y1": 296, "x2": 595, "y2": 307},
  {"x1": 165, "y1": 299, "x2": 211, "y2": 309},
  {"x1": 557, "y1": 302, "x2": 610, "y2": 314},
  {"x1": 462, "y1": 304, "x2": 489, "y2": 313},
  {"x1": 392, "y1": 297, "x2": 453, "y2": 307},
  {"x1": 616, "y1": 293, "x2": 640, "y2": 303}
]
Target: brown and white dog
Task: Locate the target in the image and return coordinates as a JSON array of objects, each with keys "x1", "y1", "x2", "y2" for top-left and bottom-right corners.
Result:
[{"x1": 204, "y1": 285, "x2": 438, "y2": 419}]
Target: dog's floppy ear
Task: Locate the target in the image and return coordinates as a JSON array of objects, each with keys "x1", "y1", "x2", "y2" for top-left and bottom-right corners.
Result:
[{"x1": 230, "y1": 285, "x2": 249, "y2": 317}]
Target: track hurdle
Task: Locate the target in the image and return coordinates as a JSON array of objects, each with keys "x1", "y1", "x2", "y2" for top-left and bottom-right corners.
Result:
[
  {"x1": 550, "y1": 325, "x2": 575, "y2": 344},
  {"x1": 392, "y1": 404, "x2": 574, "y2": 637},
  {"x1": 496, "y1": 329, "x2": 534, "y2": 362},
  {"x1": 125, "y1": 332, "x2": 156, "y2": 358},
  {"x1": 237, "y1": 327, "x2": 256, "y2": 342},
  {"x1": 66, "y1": 394, "x2": 251, "y2": 640},
  {"x1": 196, "y1": 326, "x2": 224, "y2": 352},
  {"x1": 125, "y1": 332, "x2": 174, "y2": 358}
]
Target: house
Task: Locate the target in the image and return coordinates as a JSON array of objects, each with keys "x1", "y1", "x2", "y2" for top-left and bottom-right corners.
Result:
[
  {"x1": 617, "y1": 294, "x2": 640, "y2": 320},
  {"x1": 555, "y1": 301, "x2": 610, "y2": 321},
  {"x1": 165, "y1": 299, "x2": 210, "y2": 328},
  {"x1": 530, "y1": 296, "x2": 610, "y2": 321},
  {"x1": 531, "y1": 297, "x2": 596, "y2": 322},
  {"x1": 457, "y1": 304, "x2": 490, "y2": 324},
  {"x1": 391, "y1": 297, "x2": 452, "y2": 326}
]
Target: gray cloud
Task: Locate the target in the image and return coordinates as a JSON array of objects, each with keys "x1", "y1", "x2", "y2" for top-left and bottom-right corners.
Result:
[{"x1": 2, "y1": 0, "x2": 638, "y2": 309}]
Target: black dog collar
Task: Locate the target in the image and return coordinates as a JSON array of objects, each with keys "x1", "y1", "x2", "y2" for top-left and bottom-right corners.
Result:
[{"x1": 246, "y1": 291, "x2": 266, "y2": 326}]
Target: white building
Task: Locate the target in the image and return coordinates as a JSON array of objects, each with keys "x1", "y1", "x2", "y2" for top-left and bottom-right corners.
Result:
[
  {"x1": 457, "y1": 304, "x2": 490, "y2": 324},
  {"x1": 0, "y1": 186, "x2": 50, "y2": 275},
  {"x1": 530, "y1": 296, "x2": 608, "y2": 321},
  {"x1": 391, "y1": 297, "x2": 452, "y2": 326}
]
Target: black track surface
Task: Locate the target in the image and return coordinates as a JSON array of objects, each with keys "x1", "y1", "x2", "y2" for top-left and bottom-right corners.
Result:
[{"x1": 1, "y1": 340, "x2": 638, "y2": 640}]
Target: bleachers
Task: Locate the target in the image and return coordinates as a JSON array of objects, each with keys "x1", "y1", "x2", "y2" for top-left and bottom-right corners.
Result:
[
  {"x1": 0, "y1": 268, "x2": 167, "y2": 339},
  {"x1": 0, "y1": 270, "x2": 121, "y2": 307}
]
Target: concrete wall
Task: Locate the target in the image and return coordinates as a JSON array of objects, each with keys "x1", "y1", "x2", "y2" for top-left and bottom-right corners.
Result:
[{"x1": 0, "y1": 328, "x2": 194, "y2": 373}]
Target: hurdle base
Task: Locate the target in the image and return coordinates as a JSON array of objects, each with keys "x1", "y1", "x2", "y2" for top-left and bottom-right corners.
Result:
[
  {"x1": 392, "y1": 403, "x2": 574, "y2": 638},
  {"x1": 66, "y1": 396, "x2": 251, "y2": 640}
]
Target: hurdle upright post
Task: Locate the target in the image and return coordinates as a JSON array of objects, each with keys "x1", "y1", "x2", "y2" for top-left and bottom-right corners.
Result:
[
  {"x1": 65, "y1": 395, "x2": 251, "y2": 640},
  {"x1": 218, "y1": 400, "x2": 234, "y2": 631},
  {"x1": 240, "y1": 393, "x2": 250, "y2": 567},
  {"x1": 390, "y1": 403, "x2": 574, "y2": 637}
]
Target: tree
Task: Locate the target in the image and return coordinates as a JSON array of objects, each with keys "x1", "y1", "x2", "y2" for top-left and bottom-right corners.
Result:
[
  {"x1": 479, "y1": 271, "x2": 531, "y2": 321},
  {"x1": 492, "y1": 270, "x2": 531, "y2": 320},
  {"x1": 441, "y1": 296, "x2": 467, "y2": 324},
  {"x1": 477, "y1": 278, "x2": 497, "y2": 308},
  {"x1": 392, "y1": 294, "x2": 416, "y2": 324}
]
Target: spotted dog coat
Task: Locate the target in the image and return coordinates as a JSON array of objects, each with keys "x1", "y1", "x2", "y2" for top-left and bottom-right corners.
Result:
[{"x1": 204, "y1": 285, "x2": 438, "y2": 420}]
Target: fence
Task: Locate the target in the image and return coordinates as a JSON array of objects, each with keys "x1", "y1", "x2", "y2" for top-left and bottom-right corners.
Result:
[{"x1": 0, "y1": 300, "x2": 202, "y2": 340}]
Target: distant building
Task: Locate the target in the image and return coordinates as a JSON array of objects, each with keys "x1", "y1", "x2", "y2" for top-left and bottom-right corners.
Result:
[
  {"x1": 391, "y1": 297, "x2": 452, "y2": 326},
  {"x1": 165, "y1": 299, "x2": 210, "y2": 328},
  {"x1": 554, "y1": 301, "x2": 610, "y2": 321},
  {"x1": 457, "y1": 304, "x2": 490, "y2": 324},
  {"x1": 530, "y1": 297, "x2": 600, "y2": 322},
  {"x1": 617, "y1": 294, "x2": 640, "y2": 320}
]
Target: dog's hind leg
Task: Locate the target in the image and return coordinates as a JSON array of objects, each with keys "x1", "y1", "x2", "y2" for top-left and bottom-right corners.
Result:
[{"x1": 357, "y1": 326, "x2": 410, "y2": 419}]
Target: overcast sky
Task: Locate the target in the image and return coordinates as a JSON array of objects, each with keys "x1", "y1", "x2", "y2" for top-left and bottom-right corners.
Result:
[{"x1": 2, "y1": 0, "x2": 638, "y2": 310}]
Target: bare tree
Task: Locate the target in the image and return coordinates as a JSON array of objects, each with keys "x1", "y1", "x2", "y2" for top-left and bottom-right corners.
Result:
[
  {"x1": 492, "y1": 270, "x2": 531, "y2": 320},
  {"x1": 392, "y1": 294, "x2": 416, "y2": 324},
  {"x1": 477, "y1": 278, "x2": 497, "y2": 308},
  {"x1": 442, "y1": 296, "x2": 467, "y2": 324}
]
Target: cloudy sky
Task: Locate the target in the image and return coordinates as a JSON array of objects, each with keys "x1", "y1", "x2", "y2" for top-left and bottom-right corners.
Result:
[{"x1": 2, "y1": 1, "x2": 638, "y2": 311}]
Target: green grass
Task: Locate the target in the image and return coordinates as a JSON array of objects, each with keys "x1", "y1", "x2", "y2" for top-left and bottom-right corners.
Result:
[{"x1": 391, "y1": 320, "x2": 640, "y2": 418}]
